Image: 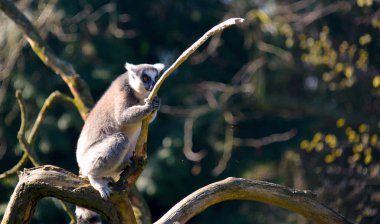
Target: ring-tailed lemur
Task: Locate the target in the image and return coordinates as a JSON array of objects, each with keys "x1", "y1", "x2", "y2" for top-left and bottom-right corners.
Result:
[{"x1": 75, "y1": 62, "x2": 164, "y2": 224}]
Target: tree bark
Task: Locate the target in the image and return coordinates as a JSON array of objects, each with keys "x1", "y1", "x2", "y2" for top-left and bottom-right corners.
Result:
[
  {"x1": 155, "y1": 177, "x2": 353, "y2": 224},
  {"x1": 1, "y1": 166, "x2": 352, "y2": 224},
  {"x1": 1, "y1": 165, "x2": 133, "y2": 224}
]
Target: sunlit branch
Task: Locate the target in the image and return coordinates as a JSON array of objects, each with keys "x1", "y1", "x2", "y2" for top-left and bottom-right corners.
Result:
[
  {"x1": 212, "y1": 111, "x2": 235, "y2": 176},
  {"x1": 15, "y1": 90, "x2": 40, "y2": 167},
  {"x1": 125, "y1": 18, "x2": 245, "y2": 188},
  {"x1": 234, "y1": 129, "x2": 297, "y2": 148},
  {"x1": 0, "y1": 0, "x2": 94, "y2": 120},
  {"x1": 155, "y1": 177, "x2": 353, "y2": 224}
]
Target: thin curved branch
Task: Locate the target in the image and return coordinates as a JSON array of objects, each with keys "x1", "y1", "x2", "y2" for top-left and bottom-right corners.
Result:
[
  {"x1": 148, "y1": 18, "x2": 245, "y2": 101},
  {"x1": 28, "y1": 91, "x2": 75, "y2": 144},
  {"x1": 183, "y1": 106, "x2": 210, "y2": 162},
  {"x1": 0, "y1": 91, "x2": 75, "y2": 179},
  {"x1": 1, "y1": 165, "x2": 133, "y2": 224},
  {"x1": 126, "y1": 18, "x2": 245, "y2": 188},
  {"x1": 234, "y1": 129, "x2": 297, "y2": 148},
  {"x1": 212, "y1": 111, "x2": 234, "y2": 176},
  {"x1": 155, "y1": 177, "x2": 353, "y2": 224},
  {"x1": 15, "y1": 90, "x2": 40, "y2": 166},
  {"x1": 0, "y1": 0, "x2": 94, "y2": 119}
]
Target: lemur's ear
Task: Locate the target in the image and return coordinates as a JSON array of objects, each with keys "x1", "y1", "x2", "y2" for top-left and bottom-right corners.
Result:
[
  {"x1": 125, "y1": 62, "x2": 137, "y2": 72},
  {"x1": 153, "y1": 63, "x2": 165, "y2": 72}
]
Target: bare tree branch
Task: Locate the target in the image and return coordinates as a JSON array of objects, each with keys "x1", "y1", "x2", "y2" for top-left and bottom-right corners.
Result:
[
  {"x1": 155, "y1": 177, "x2": 353, "y2": 224},
  {"x1": 14, "y1": 90, "x2": 77, "y2": 223},
  {"x1": 212, "y1": 111, "x2": 235, "y2": 176},
  {"x1": 1, "y1": 165, "x2": 133, "y2": 224},
  {"x1": 234, "y1": 129, "x2": 297, "y2": 148},
  {"x1": 15, "y1": 90, "x2": 40, "y2": 166},
  {"x1": 0, "y1": 0, "x2": 94, "y2": 120},
  {"x1": 0, "y1": 91, "x2": 75, "y2": 179}
]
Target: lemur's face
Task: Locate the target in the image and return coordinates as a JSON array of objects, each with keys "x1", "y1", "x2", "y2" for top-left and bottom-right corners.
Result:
[
  {"x1": 140, "y1": 68, "x2": 160, "y2": 91},
  {"x1": 125, "y1": 63, "x2": 165, "y2": 94}
]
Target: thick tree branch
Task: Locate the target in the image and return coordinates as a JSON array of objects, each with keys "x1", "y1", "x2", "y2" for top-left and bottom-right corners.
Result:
[
  {"x1": 0, "y1": 0, "x2": 94, "y2": 120},
  {"x1": 155, "y1": 177, "x2": 353, "y2": 224},
  {"x1": 1, "y1": 166, "x2": 133, "y2": 224}
]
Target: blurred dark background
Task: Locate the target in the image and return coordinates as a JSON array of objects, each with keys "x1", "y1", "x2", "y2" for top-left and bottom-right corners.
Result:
[{"x1": 1, "y1": 0, "x2": 380, "y2": 223}]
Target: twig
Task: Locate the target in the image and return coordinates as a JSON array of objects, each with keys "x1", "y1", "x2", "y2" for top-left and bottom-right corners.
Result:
[
  {"x1": 183, "y1": 106, "x2": 210, "y2": 162},
  {"x1": 155, "y1": 177, "x2": 353, "y2": 224},
  {"x1": 212, "y1": 111, "x2": 234, "y2": 176},
  {"x1": 15, "y1": 90, "x2": 40, "y2": 166},
  {"x1": 234, "y1": 129, "x2": 297, "y2": 148},
  {"x1": 28, "y1": 91, "x2": 75, "y2": 144},
  {"x1": 0, "y1": 0, "x2": 94, "y2": 119}
]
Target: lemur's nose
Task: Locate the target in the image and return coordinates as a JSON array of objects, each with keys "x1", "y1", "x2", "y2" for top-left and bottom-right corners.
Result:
[{"x1": 148, "y1": 83, "x2": 154, "y2": 91}]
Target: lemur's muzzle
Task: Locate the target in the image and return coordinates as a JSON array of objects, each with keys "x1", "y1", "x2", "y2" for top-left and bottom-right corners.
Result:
[{"x1": 146, "y1": 81, "x2": 155, "y2": 91}]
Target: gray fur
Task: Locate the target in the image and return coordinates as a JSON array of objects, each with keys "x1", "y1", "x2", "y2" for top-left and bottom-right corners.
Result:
[{"x1": 75, "y1": 62, "x2": 164, "y2": 223}]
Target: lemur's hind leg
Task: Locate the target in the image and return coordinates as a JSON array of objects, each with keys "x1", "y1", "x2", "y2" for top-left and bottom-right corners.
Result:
[{"x1": 81, "y1": 133, "x2": 129, "y2": 198}]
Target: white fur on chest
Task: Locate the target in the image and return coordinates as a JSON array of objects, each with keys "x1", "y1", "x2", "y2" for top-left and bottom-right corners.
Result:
[{"x1": 122, "y1": 122, "x2": 142, "y2": 155}]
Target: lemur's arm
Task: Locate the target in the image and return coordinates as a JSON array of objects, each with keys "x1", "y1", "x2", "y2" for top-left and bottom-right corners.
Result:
[{"x1": 115, "y1": 97, "x2": 160, "y2": 125}]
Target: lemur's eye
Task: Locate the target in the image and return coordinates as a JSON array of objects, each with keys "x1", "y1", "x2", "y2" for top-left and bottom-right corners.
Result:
[{"x1": 142, "y1": 75, "x2": 150, "y2": 83}]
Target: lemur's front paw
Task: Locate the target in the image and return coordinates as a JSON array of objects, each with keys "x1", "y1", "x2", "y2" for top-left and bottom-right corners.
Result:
[
  {"x1": 152, "y1": 96, "x2": 161, "y2": 110},
  {"x1": 144, "y1": 96, "x2": 161, "y2": 110},
  {"x1": 98, "y1": 186, "x2": 112, "y2": 199}
]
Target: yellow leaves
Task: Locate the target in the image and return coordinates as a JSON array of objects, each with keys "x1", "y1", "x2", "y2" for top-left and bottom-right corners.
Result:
[
  {"x1": 325, "y1": 154, "x2": 335, "y2": 163},
  {"x1": 352, "y1": 153, "x2": 361, "y2": 162},
  {"x1": 347, "y1": 128, "x2": 357, "y2": 143},
  {"x1": 334, "y1": 148, "x2": 343, "y2": 157},
  {"x1": 339, "y1": 41, "x2": 349, "y2": 54},
  {"x1": 372, "y1": 19, "x2": 380, "y2": 29},
  {"x1": 356, "y1": 50, "x2": 368, "y2": 71},
  {"x1": 325, "y1": 134, "x2": 337, "y2": 148},
  {"x1": 359, "y1": 124, "x2": 369, "y2": 133},
  {"x1": 300, "y1": 140, "x2": 310, "y2": 150},
  {"x1": 316, "y1": 142, "x2": 324, "y2": 152},
  {"x1": 359, "y1": 34, "x2": 372, "y2": 46},
  {"x1": 357, "y1": 0, "x2": 373, "y2": 7},
  {"x1": 353, "y1": 144, "x2": 364, "y2": 153},
  {"x1": 336, "y1": 118, "x2": 345, "y2": 128},
  {"x1": 370, "y1": 134, "x2": 378, "y2": 146},
  {"x1": 364, "y1": 154, "x2": 372, "y2": 164},
  {"x1": 334, "y1": 63, "x2": 344, "y2": 73},
  {"x1": 313, "y1": 132, "x2": 322, "y2": 142},
  {"x1": 299, "y1": 27, "x2": 374, "y2": 91},
  {"x1": 364, "y1": 148, "x2": 372, "y2": 164},
  {"x1": 344, "y1": 67, "x2": 354, "y2": 78},
  {"x1": 300, "y1": 122, "x2": 377, "y2": 166},
  {"x1": 372, "y1": 76, "x2": 380, "y2": 88}
]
